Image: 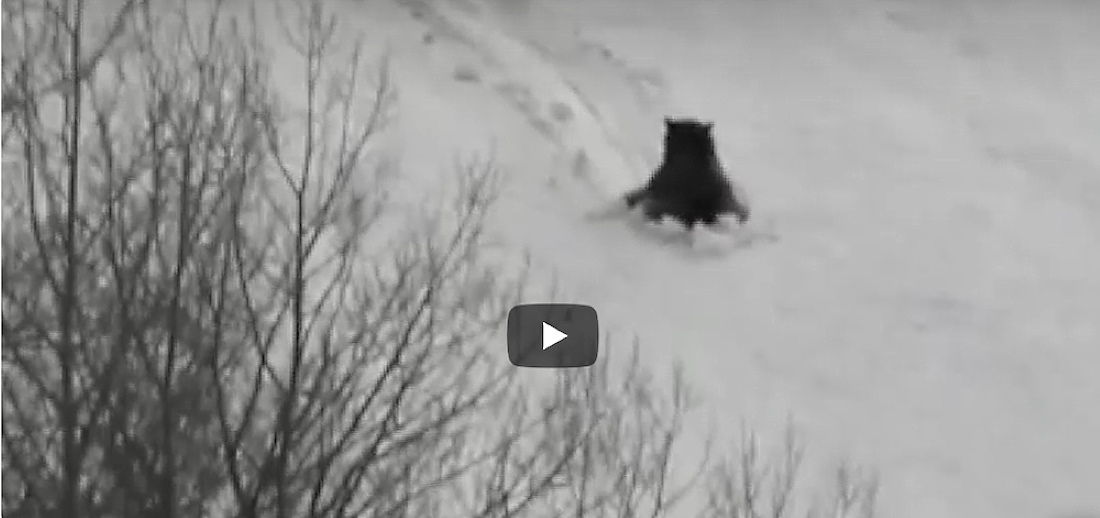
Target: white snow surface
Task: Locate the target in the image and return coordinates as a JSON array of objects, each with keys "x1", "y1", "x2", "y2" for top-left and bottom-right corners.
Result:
[{"x1": 268, "y1": 0, "x2": 1099, "y2": 516}]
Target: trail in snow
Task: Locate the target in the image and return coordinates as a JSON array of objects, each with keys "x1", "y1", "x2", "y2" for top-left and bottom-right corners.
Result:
[{"x1": 398, "y1": 0, "x2": 648, "y2": 198}]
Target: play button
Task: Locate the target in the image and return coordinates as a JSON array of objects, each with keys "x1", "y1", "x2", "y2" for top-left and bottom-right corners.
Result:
[
  {"x1": 542, "y1": 322, "x2": 567, "y2": 350},
  {"x1": 507, "y1": 304, "x2": 598, "y2": 368}
]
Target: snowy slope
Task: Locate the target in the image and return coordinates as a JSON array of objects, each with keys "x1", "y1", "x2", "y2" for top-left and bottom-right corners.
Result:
[
  {"x1": 493, "y1": 2, "x2": 1100, "y2": 518},
  {"x1": 290, "y1": 0, "x2": 1100, "y2": 517}
]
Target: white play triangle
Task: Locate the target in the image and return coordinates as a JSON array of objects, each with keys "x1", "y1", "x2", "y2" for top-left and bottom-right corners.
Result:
[{"x1": 542, "y1": 322, "x2": 568, "y2": 350}]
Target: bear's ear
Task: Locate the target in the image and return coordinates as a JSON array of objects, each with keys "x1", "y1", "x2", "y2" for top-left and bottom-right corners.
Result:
[
  {"x1": 664, "y1": 117, "x2": 674, "y2": 128},
  {"x1": 702, "y1": 121, "x2": 714, "y2": 132}
]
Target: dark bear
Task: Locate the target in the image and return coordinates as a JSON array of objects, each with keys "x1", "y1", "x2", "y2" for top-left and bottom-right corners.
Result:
[{"x1": 623, "y1": 117, "x2": 750, "y2": 231}]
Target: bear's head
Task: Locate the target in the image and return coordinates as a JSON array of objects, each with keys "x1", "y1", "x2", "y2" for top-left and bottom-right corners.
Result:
[{"x1": 662, "y1": 117, "x2": 717, "y2": 161}]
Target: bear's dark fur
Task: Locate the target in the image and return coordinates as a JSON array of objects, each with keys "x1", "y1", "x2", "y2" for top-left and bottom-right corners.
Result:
[{"x1": 623, "y1": 117, "x2": 750, "y2": 230}]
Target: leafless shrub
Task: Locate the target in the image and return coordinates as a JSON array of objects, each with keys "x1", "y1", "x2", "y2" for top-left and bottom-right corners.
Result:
[{"x1": 701, "y1": 423, "x2": 879, "y2": 518}]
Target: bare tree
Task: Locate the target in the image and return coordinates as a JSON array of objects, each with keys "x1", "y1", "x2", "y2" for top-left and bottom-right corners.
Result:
[
  {"x1": 1, "y1": 0, "x2": 704, "y2": 516},
  {"x1": 1, "y1": 1, "x2": 880, "y2": 517}
]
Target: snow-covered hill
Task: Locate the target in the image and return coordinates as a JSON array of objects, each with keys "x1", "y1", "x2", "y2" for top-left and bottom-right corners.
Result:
[{"x1": 293, "y1": 0, "x2": 1100, "y2": 516}]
